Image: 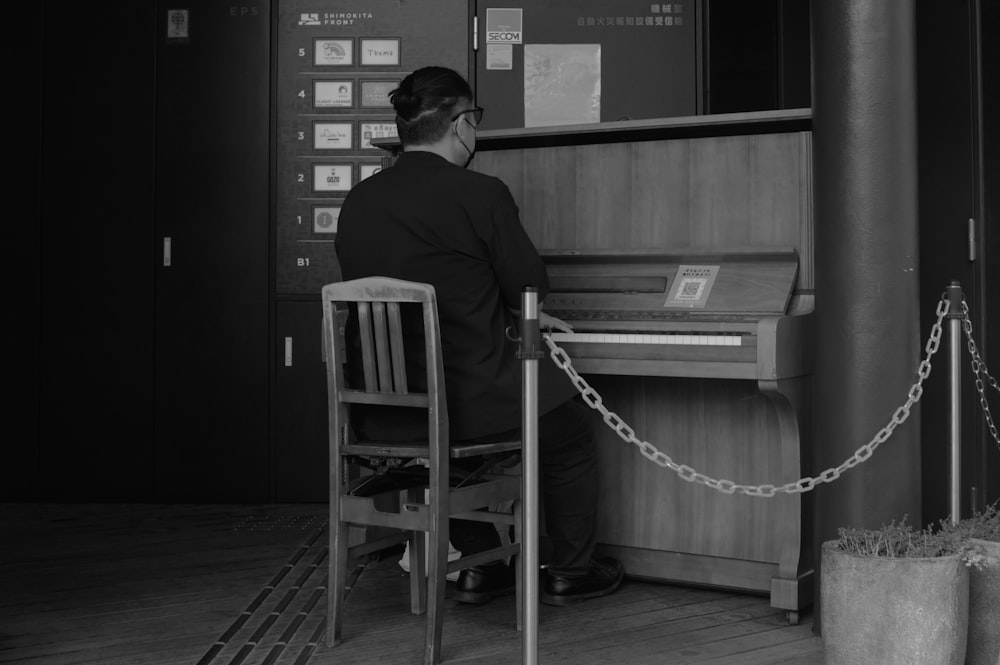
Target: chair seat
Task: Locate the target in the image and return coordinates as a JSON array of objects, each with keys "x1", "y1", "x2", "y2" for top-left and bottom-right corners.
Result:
[
  {"x1": 343, "y1": 438, "x2": 521, "y2": 459},
  {"x1": 340, "y1": 476, "x2": 520, "y2": 529}
]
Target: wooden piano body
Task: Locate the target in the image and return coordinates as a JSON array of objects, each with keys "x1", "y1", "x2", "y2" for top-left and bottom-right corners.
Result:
[{"x1": 469, "y1": 110, "x2": 815, "y2": 620}]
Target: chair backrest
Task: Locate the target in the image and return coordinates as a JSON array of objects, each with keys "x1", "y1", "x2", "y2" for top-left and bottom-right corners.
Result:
[{"x1": 321, "y1": 277, "x2": 448, "y2": 455}]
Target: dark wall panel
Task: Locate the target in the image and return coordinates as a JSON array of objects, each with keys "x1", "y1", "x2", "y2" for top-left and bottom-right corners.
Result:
[
  {"x1": 706, "y1": 0, "x2": 779, "y2": 113},
  {"x1": 8, "y1": 3, "x2": 45, "y2": 501},
  {"x1": 274, "y1": 301, "x2": 328, "y2": 502},
  {"x1": 916, "y1": 0, "x2": 998, "y2": 521},
  {"x1": 153, "y1": 1, "x2": 271, "y2": 502},
  {"x1": 35, "y1": 2, "x2": 157, "y2": 501},
  {"x1": 706, "y1": 0, "x2": 811, "y2": 114},
  {"x1": 981, "y1": 0, "x2": 1000, "y2": 506}
]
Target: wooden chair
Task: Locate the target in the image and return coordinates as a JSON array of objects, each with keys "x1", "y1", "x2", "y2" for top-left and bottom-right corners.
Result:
[{"x1": 321, "y1": 277, "x2": 522, "y2": 665}]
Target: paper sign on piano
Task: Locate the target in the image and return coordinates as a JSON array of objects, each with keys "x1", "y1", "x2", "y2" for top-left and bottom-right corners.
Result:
[{"x1": 663, "y1": 265, "x2": 719, "y2": 309}]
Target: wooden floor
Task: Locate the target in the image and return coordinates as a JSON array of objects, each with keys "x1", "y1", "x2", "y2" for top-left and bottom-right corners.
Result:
[{"x1": 0, "y1": 503, "x2": 825, "y2": 665}]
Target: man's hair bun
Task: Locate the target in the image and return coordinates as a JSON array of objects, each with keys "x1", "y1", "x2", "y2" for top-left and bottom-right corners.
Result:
[
  {"x1": 389, "y1": 66, "x2": 474, "y2": 145},
  {"x1": 388, "y1": 81, "x2": 420, "y2": 120}
]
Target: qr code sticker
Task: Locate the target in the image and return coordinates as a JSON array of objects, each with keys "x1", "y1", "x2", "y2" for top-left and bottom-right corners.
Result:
[{"x1": 676, "y1": 278, "x2": 705, "y2": 301}]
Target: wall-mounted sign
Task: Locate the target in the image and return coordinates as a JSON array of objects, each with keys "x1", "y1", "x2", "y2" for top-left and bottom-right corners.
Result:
[
  {"x1": 314, "y1": 80, "x2": 353, "y2": 108},
  {"x1": 360, "y1": 38, "x2": 400, "y2": 66},
  {"x1": 524, "y1": 44, "x2": 601, "y2": 127},
  {"x1": 359, "y1": 163, "x2": 383, "y2": 181},
  {"x1": 314, "y1": 38, "x2": 353, "y2": 66},
  {"x1": 313, "y1": 205, "x2": 341, "y2": 234},
  {"x1": 486, "y1": 43, "x2": 513, "y2": 70},
  {"x1": 360, "y1": 80, "x2": 397, "y2": 108},
  {"x1": 313, "y1": 164, "x2": 353, "y2": 192},
  {"x1": 360, "y1": 122, "x2": 398, "y2": 149},
  {"x1": 166, "y1": 9, "x2": 190, "y2": 41},
  {"x1": 486, "y1": 8, "x2": 522, "y2": 44},
  {"x1": 313, "y1": 122, "x2": 353, "y2": 150}
]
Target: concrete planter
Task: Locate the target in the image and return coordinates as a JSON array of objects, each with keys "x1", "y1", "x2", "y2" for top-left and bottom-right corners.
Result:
[
  {"x1": 966, "y1": 538, "x2": 1000, "y2": 665},
  {"x1": 821, "y1": 540, "x2": 969, "y2": 665}
]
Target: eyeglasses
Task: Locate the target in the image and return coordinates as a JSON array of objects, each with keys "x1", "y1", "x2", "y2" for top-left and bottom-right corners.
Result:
[{"x1": 452, "y1": 106, "x2": 484, "y2": 128}]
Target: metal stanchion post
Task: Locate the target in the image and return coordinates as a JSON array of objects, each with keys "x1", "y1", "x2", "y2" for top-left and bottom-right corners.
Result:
[
  {"x1": 946, "y1": 281, "x2": 963, "y2": 524},
  {"x1": 518, "y1": 287, "x2": 542, "y2": 665}
]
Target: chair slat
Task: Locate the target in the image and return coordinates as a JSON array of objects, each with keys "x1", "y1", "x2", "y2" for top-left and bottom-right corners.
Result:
[
  {"x1": 371, "y1": 302, "x2": 393, "y2": 392},
  {"x1": 356, "y1": 303, "x2": 377, "y2": 391},
  {"x1": 387, "y1": 302, "x2": 408, "y2": 393}
]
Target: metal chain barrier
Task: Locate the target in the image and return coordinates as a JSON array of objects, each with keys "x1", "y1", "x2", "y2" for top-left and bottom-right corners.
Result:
[
  {"x1": 544, "y1": 295, "x2": 952, "y2": 497},
  {"x1": 961, "y1": 298, "x2": 1000, "y2": 450}
]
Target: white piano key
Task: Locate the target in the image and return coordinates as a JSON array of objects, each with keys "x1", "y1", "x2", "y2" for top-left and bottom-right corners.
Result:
[{"x1": 546, "y1": 332, "x2": 742, "y2": 347}]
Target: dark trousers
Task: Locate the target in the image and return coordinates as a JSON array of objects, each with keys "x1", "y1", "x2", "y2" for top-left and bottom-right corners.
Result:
[{"x1": 451, "y1": 397, "x2": 598, "y2": 577}]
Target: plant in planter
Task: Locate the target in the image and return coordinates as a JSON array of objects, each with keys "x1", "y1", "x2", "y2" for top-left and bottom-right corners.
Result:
[
  {"x1": 937, "y1": 502, "x2": 1000, "y2": 665},
  {"x1": 821, "y1": 517, "x2": 972, "y2": 665}
]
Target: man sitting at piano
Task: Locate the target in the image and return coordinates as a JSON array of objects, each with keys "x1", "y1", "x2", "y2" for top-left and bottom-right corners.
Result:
[{"x1": 334, "y1": 65, "x2": 625, "y2": 606}]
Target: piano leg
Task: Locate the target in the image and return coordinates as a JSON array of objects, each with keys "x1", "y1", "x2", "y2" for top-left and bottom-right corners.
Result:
[{"x1": 759, "y1": 375, "x2": 814, "y2": 623}]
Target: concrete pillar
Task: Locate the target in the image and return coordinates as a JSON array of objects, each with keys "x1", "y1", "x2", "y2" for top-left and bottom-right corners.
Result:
[{"x1": 810, "y1": 0, "x2": 922, "y2": 632}]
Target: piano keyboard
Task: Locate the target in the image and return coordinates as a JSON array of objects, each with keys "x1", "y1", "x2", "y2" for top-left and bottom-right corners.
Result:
[
  {"x1": 535, "y1": 251, "x2": 806, "y2": 380},
  {"x1": 546, "y1": 332, "x2": 743, "y2": 346}
]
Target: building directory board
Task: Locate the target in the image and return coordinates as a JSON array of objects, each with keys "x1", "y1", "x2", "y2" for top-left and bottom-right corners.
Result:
[{"x1": 275, "y1": 1, "x2": 470, "y2": 295}]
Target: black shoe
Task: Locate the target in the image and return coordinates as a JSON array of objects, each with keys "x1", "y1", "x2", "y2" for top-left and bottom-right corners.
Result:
[
  {"x1": 541, "y1": 557, "x2": 625, "y2": 606},
  {"x1": 452, "y1": 562, "x2": 516, "y2": 604}
]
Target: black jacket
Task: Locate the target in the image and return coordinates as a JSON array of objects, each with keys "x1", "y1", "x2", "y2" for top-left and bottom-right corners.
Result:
[{"x1": 335, "y1": 150, "x2": 576, "y2": 441}]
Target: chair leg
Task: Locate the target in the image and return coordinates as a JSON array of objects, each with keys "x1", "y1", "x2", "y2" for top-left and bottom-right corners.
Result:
[
  {"x1": 327, "y1": 516, "x2": 350, "y2": 647},
  {"x1": 408, "y1": 489, "x2": 427, "y2": 615},
  {"x1": 423, "y1": 521, "x2": 450, "y2": 665}
]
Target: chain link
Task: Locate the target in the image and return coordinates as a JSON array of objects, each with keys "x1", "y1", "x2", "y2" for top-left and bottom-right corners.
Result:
[
  {"x1": 961, "y1": 299, "x2": 1000, "y2": 450},
  {"x1": 544, "y1": 296, "x2": 952, "y2": 497}
]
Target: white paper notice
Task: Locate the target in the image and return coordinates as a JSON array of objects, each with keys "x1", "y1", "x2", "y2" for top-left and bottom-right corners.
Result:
[
  {"x1": 524, "y1": 44, "x2": 601, "y2": 128},
  {"x1": 487, "y1": 43, "x2": 513, "y2": 70}
]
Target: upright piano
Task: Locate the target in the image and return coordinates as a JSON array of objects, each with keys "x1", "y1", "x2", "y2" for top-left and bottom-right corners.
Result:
[
  {"x1": 542, "y1": 248, "x2": 814, "y2": 622},
  {"x1": 385, "y1": 109, "x2": 817, "y2": 621}
]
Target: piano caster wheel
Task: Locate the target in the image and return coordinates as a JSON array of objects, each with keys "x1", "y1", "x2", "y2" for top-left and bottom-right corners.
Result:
[{"x1": 786, "y1": 611, "x2": 800, "y2": 625}]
